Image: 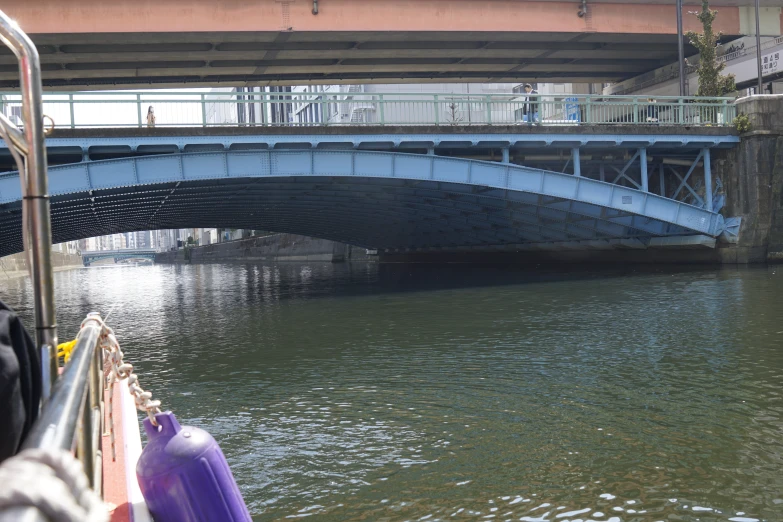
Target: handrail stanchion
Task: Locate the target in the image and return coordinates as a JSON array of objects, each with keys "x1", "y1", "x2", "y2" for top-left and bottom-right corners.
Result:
[
  {"x1": 137, "y1": 93, "x2": 143, "y2": 127},
  {"x1": 585, "y1": 96, "x2": 592, "y2": 124},
  {"x1": 69, "y1": 93, "x2": 75, "y2": 129},
  {"x1": 0, "y1": 9, "x2": 58, "y2": 390},
  {"x1": 201, "y1": 93, "x2": 207, "y2": 127}
]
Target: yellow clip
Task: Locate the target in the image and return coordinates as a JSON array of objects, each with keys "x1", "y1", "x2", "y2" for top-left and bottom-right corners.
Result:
[{"x1": 57, "y1": 339, "x2": 78, "y2": 363}]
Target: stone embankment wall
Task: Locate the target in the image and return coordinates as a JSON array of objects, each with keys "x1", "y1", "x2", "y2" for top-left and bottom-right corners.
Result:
[
  {"x1": 0, "y1": 251, "x2": 83, "y2": 281},
  {"x1": 155, "y1": 233, "x2": 372, "y2": 264},
  {"x1": 714, "y1": 95, "x2": 783, "y2": 263}
]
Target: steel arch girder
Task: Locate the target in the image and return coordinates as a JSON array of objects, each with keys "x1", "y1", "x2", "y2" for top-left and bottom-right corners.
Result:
[{"x1": 0, "y1": 150, "x2": 725, "y2": 247}]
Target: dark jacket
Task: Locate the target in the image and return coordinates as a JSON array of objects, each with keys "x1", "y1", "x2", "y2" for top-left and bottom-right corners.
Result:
[
  {"x1": 523, "y1": 89, "x2": 539, "y2": 115},
  {"x1": 0, "y1": 300, "x2": 41, "y2": 462}
]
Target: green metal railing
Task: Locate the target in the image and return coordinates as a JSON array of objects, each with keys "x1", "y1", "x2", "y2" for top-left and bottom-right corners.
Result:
[{"x1": 0, "y1": 91, "x2": 737, "y2": 129}]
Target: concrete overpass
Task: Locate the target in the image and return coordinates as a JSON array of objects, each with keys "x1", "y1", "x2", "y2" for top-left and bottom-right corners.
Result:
[
  {"x1": 607, "y1": 35, "x2": 783, "y2": 96},
  {"x1": 1, "y1": 0, "x2": 781, "y2": 89}
]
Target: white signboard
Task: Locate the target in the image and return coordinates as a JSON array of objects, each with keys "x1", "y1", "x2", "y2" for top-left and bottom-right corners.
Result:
[{"x1": 762, "y1": 50, "x2": 780, "y2": 77}]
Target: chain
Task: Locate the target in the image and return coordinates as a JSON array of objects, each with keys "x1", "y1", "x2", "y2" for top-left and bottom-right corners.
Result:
[{"x1": 82, "y1": 315, "x2": 162, "y2": 426}]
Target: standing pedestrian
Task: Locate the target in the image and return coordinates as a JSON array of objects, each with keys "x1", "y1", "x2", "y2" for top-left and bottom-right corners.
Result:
[
  {"x1": 646, "y1": 98, "x2": 659, "y2": 123},
  {"x1": 522, "y1": 84, "x2": 539, "y2": 125},
  {"x1": 146, "y1": 106, "x2": 156, "y2": 128}
]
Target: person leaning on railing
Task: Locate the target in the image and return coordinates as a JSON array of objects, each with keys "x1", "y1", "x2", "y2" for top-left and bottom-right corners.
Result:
[{"x1": 146, "y1": 106, "x2": 156, "y2": 128}]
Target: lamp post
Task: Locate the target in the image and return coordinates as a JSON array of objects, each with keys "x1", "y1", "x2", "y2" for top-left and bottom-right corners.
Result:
[
  {"x1": 676, "y1": 0, "x2": 686, "y2": 96},
  {"x1": 755, "y1": 0, "x2": 763, "y2": 93}
]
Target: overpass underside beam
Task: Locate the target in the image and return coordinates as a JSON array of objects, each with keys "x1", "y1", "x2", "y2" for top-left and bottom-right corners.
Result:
[{"x1": 2, "y1": 0, "x2": 751, "y2": 88}]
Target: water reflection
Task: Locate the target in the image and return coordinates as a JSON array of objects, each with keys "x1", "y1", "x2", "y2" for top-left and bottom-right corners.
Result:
[{"x1": 1, "y1": 263, "x2": 782, "y2": 521}]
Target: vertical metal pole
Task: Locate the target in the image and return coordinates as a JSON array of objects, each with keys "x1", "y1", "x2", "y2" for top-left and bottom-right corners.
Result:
[
  {"x1": 502, "y1": 147, "x2": 510, "y2": 164},
  {"x1": 572, "y1": 148, "x2": 581, "y2": 176},
  {"x1": 201, "y1": 93, "x2": 207, "y2": 127},
  {"x1": 755, "y1": 0, "x2": 763, "y2": 93},
  {"x1": 137, "y1": 94, "x2": 142, "y2": 128},
  {"x1": 599, "y1": 163, "x2": 605, "y2": 182},
  {"x1": 585, "y1": 95, "x2": 592, "y2": 124},
  {"x1": 640, "y1": 148, "x2": 648, "y2": 192},
  {"x1": 632, "y1": 97, "x2": 639, "y2": 123},
  {"x1": 677, "y1": 0, "x2": 686, "y2": 97},
  {"x1": 659, "y1": 163, "x2": 665, "y2": 196},
  {"x1": 378, "y1": 94, "x2": 385, "y2": 126},
  {"x1": 0, "y1": 12, "x2": 58, "y2": 387},
  {"x1": 703, "y1": 148, "x2": 713, "y2": 211},
  {"x1": 68, "y1": 93, "x2": 75, "y2": 129}
]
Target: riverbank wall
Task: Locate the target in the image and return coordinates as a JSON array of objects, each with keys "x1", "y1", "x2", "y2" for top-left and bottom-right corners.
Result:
[
  {"x1": 154, "y1": 233, "x2": 373, "y2": 264},
  {"x1": 714, "y1": 95, "x2": 783, "y2": 264},
  {"x1": 0, "y1": 251, "x2": 83, "y2": 281}
]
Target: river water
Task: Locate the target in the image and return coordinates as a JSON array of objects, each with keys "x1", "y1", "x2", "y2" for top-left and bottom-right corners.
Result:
[{"x1": 1, "y1": 263, "x2": 782, "y2": 521}]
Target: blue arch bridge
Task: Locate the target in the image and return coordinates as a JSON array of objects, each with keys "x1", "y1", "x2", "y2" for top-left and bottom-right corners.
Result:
[
  {"x1": 0, "y1": 127, "x2": 741, "y2": 257},
  {"x1": 80, "y1": 249, "x2": 158, "y2": 266}
]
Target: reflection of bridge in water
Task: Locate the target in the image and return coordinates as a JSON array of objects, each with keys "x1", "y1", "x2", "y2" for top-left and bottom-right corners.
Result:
[{"x1": 80, "y1": 249, "x2": 158, "y2": 266}]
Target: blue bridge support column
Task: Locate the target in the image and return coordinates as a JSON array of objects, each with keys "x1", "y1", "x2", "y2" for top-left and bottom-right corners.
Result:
[
  {"x1": 572, "y1": 148, "x2": 581, "y2": 177},
  {"x1": 640, "y1": 148, "x2": 648, "y2": 192}
]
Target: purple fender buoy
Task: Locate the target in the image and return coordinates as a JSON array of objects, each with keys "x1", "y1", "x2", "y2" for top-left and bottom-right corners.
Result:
[{"x1": 136, "y1": 411, "x2": 251, "y2": 522}]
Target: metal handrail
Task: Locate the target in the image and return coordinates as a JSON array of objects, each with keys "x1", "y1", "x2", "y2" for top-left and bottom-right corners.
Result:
[
  {"x1": 0, "y1": 91, "x2": 738, "y2": 128},
  {"x1": 0, "y1": 10, "x2": 58, "y2": 389},
  {"x1": 0, "y1": 10, "x2": 96, "y2": 521}
]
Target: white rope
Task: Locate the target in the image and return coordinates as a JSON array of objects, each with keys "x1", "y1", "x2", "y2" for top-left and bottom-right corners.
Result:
[
  {"x1": 0, "y1": 448, "x2": 108, "y2": 522},
  {"x1": 82, "y1": 315, "x2": 162, "y2": 425}
]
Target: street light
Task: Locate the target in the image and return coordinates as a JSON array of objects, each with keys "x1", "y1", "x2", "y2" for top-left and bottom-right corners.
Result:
[
  {"x1": 677, "y1": 0, "x2": 685, "y2": 96},
  {"x1": 755, "y1": 0, "x2": 763, "y2": 93}
]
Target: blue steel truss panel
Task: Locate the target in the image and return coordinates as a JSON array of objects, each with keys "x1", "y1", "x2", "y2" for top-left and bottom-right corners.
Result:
[
  {"x1": 433, "y1": 160, "x2": 469, "y2": 183},
  {"x1": 49, "y1": 164, "x2": 90, "y2": 195},
  {"x1": 183, "y1": 154, "x2": 226, "y2": 179},
  {"x1": 471, "y1": 163, "x2": 507, "y2": 186},
  {"x1": 89, "y1": 161, "x2": 137, "y2": 189},
  {"x1": 0, "y1": 175, "x2": 20, "y2": 202},
  {"x1": 314, "y1": 153, "x2": 353, "y2": 176},
  {"x1": 395, "y1": 155, "x2": 432, "y2": 180},
  {"x1": 226, "y1": 151, "x2": 269, "y2": 177},
  {"x1": 136, "y1": 156, "x2": 182, "y2": 183}
]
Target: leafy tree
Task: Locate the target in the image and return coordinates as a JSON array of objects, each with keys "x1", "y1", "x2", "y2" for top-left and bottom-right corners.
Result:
[{"x1": 686, "y1": 0, "x2": 736, "y2": 97}]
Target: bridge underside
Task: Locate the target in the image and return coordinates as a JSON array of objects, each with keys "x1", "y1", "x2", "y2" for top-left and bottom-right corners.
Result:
[
  {"x1": 2, "y1": 0, "x2": 764, "y2": 88},
  {"x1": 0, "y1": 149, "x2": 730, "y2": 257}
]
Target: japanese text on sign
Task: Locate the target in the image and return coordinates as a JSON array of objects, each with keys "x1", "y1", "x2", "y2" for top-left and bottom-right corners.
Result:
[{"x1": 762, "y1": 51, "x2": 780, "y2": 76}]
